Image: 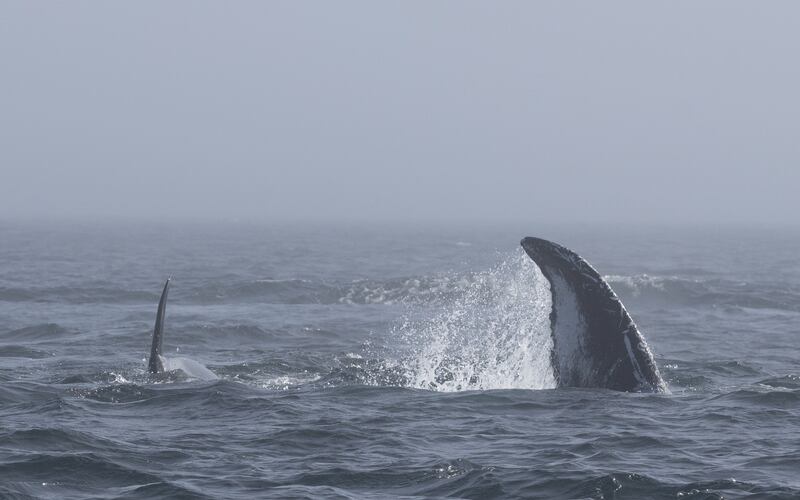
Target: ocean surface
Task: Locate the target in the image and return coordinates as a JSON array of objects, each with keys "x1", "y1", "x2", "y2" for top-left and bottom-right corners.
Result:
[{"x1": 1, "y1": 221, "x2": 798, "y2": 499}]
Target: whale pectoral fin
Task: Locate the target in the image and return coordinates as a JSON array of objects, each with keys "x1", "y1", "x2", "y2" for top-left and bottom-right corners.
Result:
[
  {"x1": 520, "y1": 236, "x2": 666, "y2": 392},
  {"x1": 148, "y1": 277, "x2": 171, "y2": 373}
]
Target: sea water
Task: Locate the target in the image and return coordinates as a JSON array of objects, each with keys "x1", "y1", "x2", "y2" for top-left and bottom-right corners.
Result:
[{"x1": 1, "y1": 221, "x2": 798, "y2": 499}]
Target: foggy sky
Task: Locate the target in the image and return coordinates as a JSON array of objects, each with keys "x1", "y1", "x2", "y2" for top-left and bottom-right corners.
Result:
[{"x1": 2, "y1": 2, "x2": 799, "y2": 225}]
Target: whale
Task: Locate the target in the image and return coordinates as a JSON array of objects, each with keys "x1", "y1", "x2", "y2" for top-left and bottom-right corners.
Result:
[
  {"x1": 520, "y1": 237, "x2": 666, "y2": 392},
  {"x1": 148, "y1": 277, "x2": 171, "y2": 374},
  {"x1": 147, "y1": 277, "x2": 217, "y2": 380}
]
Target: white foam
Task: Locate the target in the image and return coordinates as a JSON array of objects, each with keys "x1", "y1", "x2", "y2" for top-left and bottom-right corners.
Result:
[
  {"x1": 603, "y1": 274, "x2": 676, "y2": 296},
  {"x1": 400, "y1": 251, "x2": 556, "y2": 392},
  {"x1": 160, "y1": 356, "x2": 218, "y2": 381},
  {"x1": 109, "y1": 372, "x2": 130, "y2": 384},
  {"x1": 259, "y1": 373, "x2": 321, "y2": 390}
]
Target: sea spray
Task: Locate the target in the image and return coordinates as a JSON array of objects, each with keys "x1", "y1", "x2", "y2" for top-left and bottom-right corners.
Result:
[{"x1": 398, "y1": 251, "x2": 556, "y2": 391}]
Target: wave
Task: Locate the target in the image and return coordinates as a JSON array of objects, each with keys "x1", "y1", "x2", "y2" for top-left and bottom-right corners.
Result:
[
  {"x1": 188, "y1": 275, "x2": 473, "y2": 306},
  {"x1": 4, "y1": 261, "x2": 800, "y2": 313},
  {"x1": 0, "y1": 286, "x2": 157, "y2": 304},
  {"x1": 709, "y1": 388, "x2": 800, "y2": 408},
  {"x1": 0, "y1": 276, "x2": 470, "y2": 306},
  {"x1": 562, "y1": 473, "x2": 791, "y2": 500},
  {"x1": 0, "y1": 323, "x2": 72, "y2": 342},
  {"x1": 757, "y1": 374, "x2": 800, "y2": 390},
  {"x1": 0, "y1": 381, "x2": 62, "y2": 406},
  {"x1": 659, "y1": 358, "x2": 784, "y2": 393},
  {"x1": 199, "y1": 463, "x2": 800, "y2": 499},
  {"x1": 605, "y1": 274, "x2": 800, "y2": 312},
  {"x1": 0, "y1": 452, "x2": 197, "y2": 499},
  {"x1": 0, "y1": 344, "x2": 53, "y2": 359},
  {"x1": 0, "y1": 428, "x2": 124, "y2": 454}
]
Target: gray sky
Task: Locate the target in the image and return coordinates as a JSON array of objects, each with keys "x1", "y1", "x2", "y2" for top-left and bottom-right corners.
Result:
[{"x1": 2, "y1": 2, "x2": 798, "y2": 225}]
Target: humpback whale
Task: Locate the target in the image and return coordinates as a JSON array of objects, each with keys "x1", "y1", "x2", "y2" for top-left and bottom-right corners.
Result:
[
  {"x1": 521, "y1": 237, "x2": 666, "y2": 392},
  {"x1": 147, "y1": 278, "x2": 217, "y2": 380}
]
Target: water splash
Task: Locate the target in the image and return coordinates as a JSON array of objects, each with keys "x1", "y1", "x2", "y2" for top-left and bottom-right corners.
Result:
[
  {"x1": 399, "y1": 251, "x2": 556, "y2": 392},
  {"x1": 160, "y1": 356, "x2": 218, "y2": 381}
]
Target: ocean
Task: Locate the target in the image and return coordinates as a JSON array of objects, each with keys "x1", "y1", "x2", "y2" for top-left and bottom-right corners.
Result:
[{"x1": 1, "y1": 221, "x2": 798, "y2": 499}]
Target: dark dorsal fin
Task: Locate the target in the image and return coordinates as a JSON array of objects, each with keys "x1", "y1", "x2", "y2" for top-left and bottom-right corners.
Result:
[{"x1": 148, "y1": 277, "x2": 171, "y2": 373}]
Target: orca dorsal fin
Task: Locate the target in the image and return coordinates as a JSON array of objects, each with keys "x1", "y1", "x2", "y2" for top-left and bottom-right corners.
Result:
[{"x1": 148, "y1": 277, "x2": 172, "y2": 373}]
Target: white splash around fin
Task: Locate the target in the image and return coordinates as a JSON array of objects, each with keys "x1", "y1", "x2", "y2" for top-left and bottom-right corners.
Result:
[
  {"x1": 400, "y1": 251, "x2": 556, "y2": 392},
  {"x1": 160, "y1": 355, "x2": 218, "y2": 381}
]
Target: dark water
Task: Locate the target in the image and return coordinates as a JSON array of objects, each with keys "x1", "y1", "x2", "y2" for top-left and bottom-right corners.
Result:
[{"x1": 1, "y1": 221, "x2": 798, "y2": 499}]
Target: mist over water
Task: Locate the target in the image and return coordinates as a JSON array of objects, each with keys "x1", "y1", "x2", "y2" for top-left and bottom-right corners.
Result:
[{"x1": 3, "y1": 3, "x2": 800, "y2": 226}]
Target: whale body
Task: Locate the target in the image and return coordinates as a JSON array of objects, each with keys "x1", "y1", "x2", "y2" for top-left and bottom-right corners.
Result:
[{"x1": 521, "y1": 237, "x2": 666, "y2": 392}]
